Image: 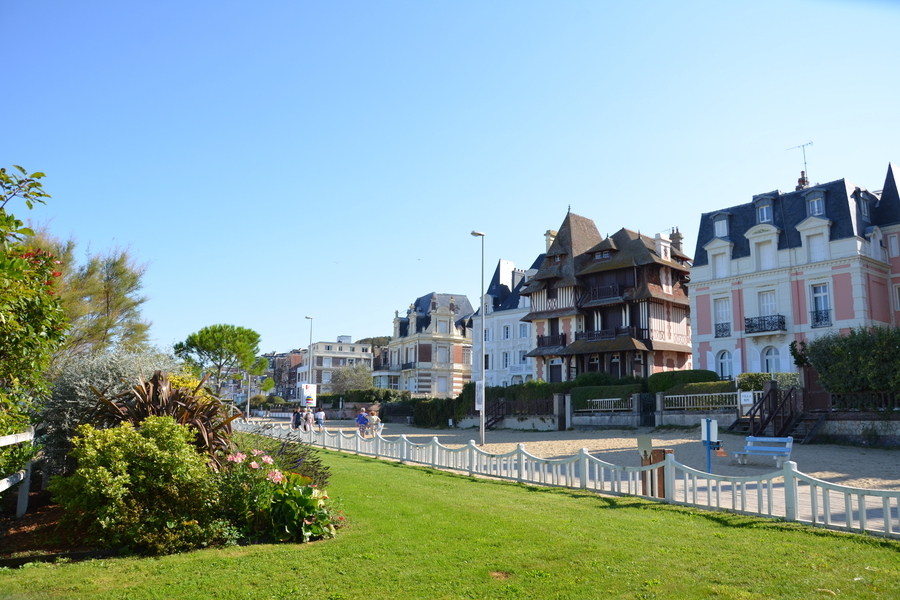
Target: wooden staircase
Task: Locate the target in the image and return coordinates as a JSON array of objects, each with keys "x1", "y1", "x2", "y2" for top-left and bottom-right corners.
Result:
[{"x1": 727, "y1": 387, "x2": 826, "y2": 444}]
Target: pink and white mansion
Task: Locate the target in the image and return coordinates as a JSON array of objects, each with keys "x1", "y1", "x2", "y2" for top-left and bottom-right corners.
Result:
[{"x1": 689, "y1": 164, "x2": 900, "y2": 378}]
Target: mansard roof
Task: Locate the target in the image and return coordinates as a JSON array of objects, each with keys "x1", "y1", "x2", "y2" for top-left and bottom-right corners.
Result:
[
  {"x1": 396, "y1": 292, "x2": 474, "y2": 336},
  {"x1": 692, "y1": 167, "x2": 900, "y2": 267},
  {"x1": 520, "y1": 212, "x2": 602, "y2": 294}
]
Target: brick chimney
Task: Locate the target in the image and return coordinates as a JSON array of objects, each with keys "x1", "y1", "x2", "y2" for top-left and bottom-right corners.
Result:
[
  {"x1": 670, "y1": 227, "x2": 683, "y2": 253},
  {"x1": 544, "y1": 229, "x2": 557, "y2": 252},
  {"x1": 796, "y1": 170, "x2": 809, "y2": 191}
]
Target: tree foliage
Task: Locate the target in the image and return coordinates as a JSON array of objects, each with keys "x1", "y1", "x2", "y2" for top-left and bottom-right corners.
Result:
[
  {"x1": 174, "y1": 324, "x2": 266, "y2": 396},
  {"x1": 0, "y1": 166, "x2": 67, "y2": 421},
  {"x1": 26, "y1": 228, "x2": 150, "y2": 360},
  {"x1": 356, "y1": 335, "x2": 391, "y2": 347},
  {"x1": 329, "y1": 363, "x2": 374, "y2": 395},
  {"x1": 796, "y1": 327, "x2": 900, "y2": 393}
]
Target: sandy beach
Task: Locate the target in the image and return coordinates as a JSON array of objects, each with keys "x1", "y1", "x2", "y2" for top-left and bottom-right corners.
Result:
[{"x1": 285, "y1": 420, "x2": 900, "y2": 491}]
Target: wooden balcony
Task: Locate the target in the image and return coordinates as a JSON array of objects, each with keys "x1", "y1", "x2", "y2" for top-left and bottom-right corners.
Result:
[
  {"x1": 536, "y1": 334, "x2": 566, "y2": 347},
  {"x1": 575, "y1": 326, "x2": 648, "y2": 341},
  {"x1": 589, "y1": 284, "x2": 621, "y2": 301}
]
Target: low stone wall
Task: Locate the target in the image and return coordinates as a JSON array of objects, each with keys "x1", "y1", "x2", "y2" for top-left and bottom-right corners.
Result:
[
  {"x1": 656, "y1": 409, "x2": 739, "y2": 428},
  {"x1": 456, "y1": 415, "x2": 558, "y2": 431},
  {"x1": 819, "y1": 413, "x2": 900, "y2": 446},
  {"x1": 572, "y1": 413, "x2": 639, "y2": 429}
]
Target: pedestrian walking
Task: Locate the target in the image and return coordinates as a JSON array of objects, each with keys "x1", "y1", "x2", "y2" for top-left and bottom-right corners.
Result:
[
  {"x1": 314, "y1": 407, "x2": 326, "y2": 431},
  {"x1": 356, "y1": 407, "x2": 369, "y2": 437}
]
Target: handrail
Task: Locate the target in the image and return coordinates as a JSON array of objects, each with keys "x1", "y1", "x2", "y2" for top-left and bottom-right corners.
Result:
[{"x1": 746, "y1": 387, "x2": 800, "y2": 437}]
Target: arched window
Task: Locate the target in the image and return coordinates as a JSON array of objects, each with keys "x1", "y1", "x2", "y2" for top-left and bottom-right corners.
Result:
[
  {"x1": 763, "y1": 346, "x2": 779, "y2": 373},
  {"x1": 716, "y1": 350, "x2": 733, "y2": 380}
]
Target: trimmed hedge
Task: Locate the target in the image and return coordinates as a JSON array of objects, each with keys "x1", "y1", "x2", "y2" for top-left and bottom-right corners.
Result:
[
  {"x1": 570, "y1": 384, "x2": 643, "y2": 410},
  {"x1": 735, "y1": 372, "x2": 800, "y2": 392},
  {"x1": 317, "y1": 388, "x2": 410, "y2": 408},
  {"x1": 647, "y1": 370, "x2": 719, "y2": 394}
]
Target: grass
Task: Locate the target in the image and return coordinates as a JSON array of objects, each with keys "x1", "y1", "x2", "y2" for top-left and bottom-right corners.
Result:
[{"x1": 1, "y1": 450, "x2": 899, "y2": 599}]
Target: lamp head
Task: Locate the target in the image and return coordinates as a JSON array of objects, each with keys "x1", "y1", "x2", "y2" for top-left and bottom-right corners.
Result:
[
  {"x1": 305, "y1": 316, "x2": 313, "y2": 320},
  {"x1": 471, "y1": 231, "x2": 485, "y2": 237}
]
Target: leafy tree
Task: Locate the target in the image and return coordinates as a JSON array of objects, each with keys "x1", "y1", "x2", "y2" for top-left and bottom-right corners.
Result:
[
  {"x1": 0, "y1": 166, "x2": 67, "y2": 420},
  {"x1": 797, "y1": 326, "x2": 900, "y2": 393},
  {"x1": 25, "y1": 228, "x2": 150, "y2": 361},
  {"x1": 329, "y1": 363, "x2": 374, "y2": 395},
  {"x1": 174, "y1": 324, "x2": 267, "y2": 396},
  {"x1": 261, "y1": 377, "x2": 275, "y2": 394}
]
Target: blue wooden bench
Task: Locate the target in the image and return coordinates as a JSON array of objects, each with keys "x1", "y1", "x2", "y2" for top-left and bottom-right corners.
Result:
[{"x1": 733, "y1": 436, "x2": 793, "y2": 468}]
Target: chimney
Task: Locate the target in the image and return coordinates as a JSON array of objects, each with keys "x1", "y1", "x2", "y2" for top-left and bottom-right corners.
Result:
[
  {"x1": 670, "y1": 227, "x2": 683, "y2": 253},
  {"x1": 796, "y1": 170, "x2": 809, "y2": 191},
  {"x1": 544, "y1": 229, "x2": 557, "y2": 252}
]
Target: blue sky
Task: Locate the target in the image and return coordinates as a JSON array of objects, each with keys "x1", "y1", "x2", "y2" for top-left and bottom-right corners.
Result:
[{"x1": 3, "y1": 1, "x2": 899, "y2": 353}]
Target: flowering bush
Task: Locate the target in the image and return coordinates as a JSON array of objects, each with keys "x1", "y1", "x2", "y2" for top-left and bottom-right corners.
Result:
[{"x1": 217, "y1": 447, "x2": 342, "y2": 543}]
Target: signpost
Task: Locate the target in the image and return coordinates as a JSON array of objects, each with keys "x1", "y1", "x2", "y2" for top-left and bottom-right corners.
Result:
[{"x1": 301, "y1": 384, "x2": 317, "y2": 408}]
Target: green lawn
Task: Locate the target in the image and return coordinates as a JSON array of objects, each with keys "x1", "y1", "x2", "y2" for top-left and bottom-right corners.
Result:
[{"x1": 1, "y1": 450, "x2": 899, "y2": 599}]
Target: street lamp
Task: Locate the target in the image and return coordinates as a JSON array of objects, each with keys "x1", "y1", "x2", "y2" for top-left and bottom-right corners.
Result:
[
  {"x1": 471, "y1": 230, "x2": 486, "y2": 447},
  {"x1": 305, "y1": 316, "x2": 314, "y2": 406}
]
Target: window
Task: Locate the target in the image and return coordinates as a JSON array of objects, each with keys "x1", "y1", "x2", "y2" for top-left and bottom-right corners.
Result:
[
  {"x1": 519, "y1": 323, "x2": 529, "y2": 338},
  {"x1": 763, "y1": 346, "x2": 779, "y2": 373},
  {"x1": 322, "y1": 371, "x2": 332, "y2": 383},
  {"x1": 338, "y1": 346, "x2": 343, "y2": 352},
  {"x1": 502, "y1": 352, "x2": 510, "y2": 368},
  {"x1": 325, "y1": 345, "x2": 332, "y2": 351},
  {"x1": 758, "y1": 290, "x2": 776, "y2": 316},
  {"x1": 889, "y1": 235, "x2": 899, "y2": 258},
  {"x1": 714, "y1": 297, "x2": 731, "y2": 337},
  {"x1": 483, "y1": 328, "x2": 491, "y2": 342},
  {"x1": 437, "y1": 377, "x2": 448, "y2": 394},
  {"x1": 519, "y1": 350, "x2": 528, "y2": 364},
  {"x1": 484, "y1": 354, "x2": 491, "y2": 370},
  {"x1": 437, "y1": 346, "x2": 449, "y2": 363},
  {"x1": 811, "y1": 283, "x2": 831, "y2": 328},
  {"x1": 809, "y1": 196, "x2": 824, "y2": 216},
  {"x1": 757, "y1": 240, "x2": 775, "y2": 270},
  {"x1": 462, "y1": 347, "x2": 472, "y2": 365},
  {"x1": 757, "y1": 204, "x2": 772, "y2": 223},
  {"x1": 861, "y1": 196, "x2": 870, "y2": 219},
  {"x1": 503, "y1": 325, "x2": 511, "y2": 340},
  {"x1": 808, "y1": 233, "x2": 827, "y2": 262},
  {"x1": 712, "y1": 252, "x2": 728, "y2": 278},
  {"x1": 362, "y1": 347, "x2": 369, "y2": 352},
  {"x1": 437, "y1": 320, "x2": 448, "y2": 333},
  {"x1": 716, "y1": 350, "x2": 733, "y2": 380},
  {"x1": 714, "y1": 219, "x2": 728, "y2": 237}
]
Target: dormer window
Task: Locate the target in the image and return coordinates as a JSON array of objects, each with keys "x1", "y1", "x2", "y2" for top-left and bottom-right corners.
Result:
[
  {"x1": 807, "y1": 192, "x2": 824, "y2": 216},
  {"x1": 714, "y1": 218, "x2": 728, "y2": 238},
  {"x1": 757, "y1": 203, "x2": 772, "y2": 223},
  {"x1": 594, "y1": 251, "x2": 611, "y2": 261},
  {"x1": 861, "y1": 196, "x2": 870, "y2": 219},
  {"x1": 552, "y1": 255, "x2": 563, "y2": 263}
]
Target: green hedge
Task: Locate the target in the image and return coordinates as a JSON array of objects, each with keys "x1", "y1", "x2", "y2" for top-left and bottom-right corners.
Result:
[
  {"x1": 666, "y1": 380, "x2": 736, "y2": 396},
  {"x1": 412, "y1": 396, "x2": 470, "y2": 428},
  {"x1": 735, "y1": 372, "x2": 800, "y2": 392},
  {"x1": 570, "y1": 384, "x2": 643, "y2": 410},
  {"x1": 647, "y1": 370, "x2": 719, "y2": 394},
  {"x1": 797, "y1": 326, "x2": 900, "y2": 392},
  {"x1": 317, "y1": 388, "x2": 410, "y2": 408}
]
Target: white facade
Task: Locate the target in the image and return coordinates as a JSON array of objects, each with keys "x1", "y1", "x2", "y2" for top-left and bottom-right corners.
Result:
[{"x1": 296, "y1": 335, "x2": 374, "y2": 395}]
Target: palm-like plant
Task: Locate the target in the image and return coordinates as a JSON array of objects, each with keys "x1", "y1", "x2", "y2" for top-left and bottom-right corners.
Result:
[{"x1": 91, "y1": 370, "x2": 239, "y2": 469}]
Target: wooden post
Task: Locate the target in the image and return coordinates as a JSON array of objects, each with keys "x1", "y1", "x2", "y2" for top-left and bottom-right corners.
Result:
[{"x1": 641, "y1": 448, "x2": 673, "y2": 498}]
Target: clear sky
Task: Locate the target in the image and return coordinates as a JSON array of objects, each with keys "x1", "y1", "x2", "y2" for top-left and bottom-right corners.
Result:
[{"x1": 3, "y1": 1, "x2": 899, "y2": 354}]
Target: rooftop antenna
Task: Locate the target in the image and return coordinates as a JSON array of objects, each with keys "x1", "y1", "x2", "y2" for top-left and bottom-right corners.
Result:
[{"x1": 787, "y1": 141, "x2": 813, "y2": 188}]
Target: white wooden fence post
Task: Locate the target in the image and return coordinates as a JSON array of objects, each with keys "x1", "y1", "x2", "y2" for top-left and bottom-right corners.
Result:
[
  {"x1": 579, "y1": 448, "x2": 589, "y2": 489},
  {"x1": 783, "y1": 461, "x2": 798, "y2": 522},
  {"x1": 663, "y1": 453, "x2": 675, "y2": 502},
  {"x1": 468, "y1": 440, "x2": 477, "y2": 476},
  {"x1": 516, "y1": 443, "x2": 525, "y2": 483}
]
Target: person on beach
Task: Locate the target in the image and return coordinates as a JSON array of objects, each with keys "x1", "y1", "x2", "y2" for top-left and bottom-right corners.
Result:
[
  {"x1": 356, "y1": 407, "x2": 369, "y2": 437},
  {"x1": 291, "y1": 407, "x2": 303, "y2": 431},
  {"x1": 366, "y1": 410, "x2": 382, "y2": 437},
  {"x1": 314, "y1": 407, "x2": 326, "y2": 431}
]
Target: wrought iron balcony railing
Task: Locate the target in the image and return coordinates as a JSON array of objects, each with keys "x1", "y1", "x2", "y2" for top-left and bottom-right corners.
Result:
[
  {"x1": 744, "y1": 314, "x2": 786, "y2": 334},
  {"x1": 714, "y1": 322, "x2": 731, "y2": 338},
  {"x1": 810, "y1": 309, "x2": 832, "y2": 328}
]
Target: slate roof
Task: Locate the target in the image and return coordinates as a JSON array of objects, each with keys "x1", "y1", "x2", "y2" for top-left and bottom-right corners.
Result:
[
  {"x1": 578, "y1": 228, "x2": 691, "y2": 277},
  {"x1": 396, "y1": 292, "x2": 475, "y2": 337},
  {"x1": 693, "y1": 165, "x2": 900, "y2": 267},
  {"x1": 520, "y1": 212, "x2": 603, "y2": 294}
]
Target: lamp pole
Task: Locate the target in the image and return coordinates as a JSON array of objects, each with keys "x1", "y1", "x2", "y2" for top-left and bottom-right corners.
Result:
[
  {"x1": 305, "y1": 316, "x2": 314, "y2": 406},
  {"x1": 471, "y1": 230, "x2": 486, "y2": 447}
]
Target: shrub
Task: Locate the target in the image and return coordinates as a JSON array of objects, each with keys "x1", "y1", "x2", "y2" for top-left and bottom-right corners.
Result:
[
  {"x1": 40, "y1": 349, "x2": 182, "y2": 477},
  {"x1": 412, "y1": 396, "x2": 470, "y2": 428},
  {"x1": 647, "y1": 370, "x2": 719, "y2": 394},
  {"x1": 570, "y1": 384, "x2": 643, "y2": 410},
  {"x1": 798, "y1": 326, "x2": 900, "y2": 392},
  {"x1": 50, "y1": 416, "x2": 235, "y2": 555},
  {"x1": 231, "y1": 431, "x2": 331, "y2": 488},
  {"x1": 735, "y1": 372, "x2": 801, "y2": 392},
  {"x1": 91, "y1": 370, "x2": 240, "y2": 469}
]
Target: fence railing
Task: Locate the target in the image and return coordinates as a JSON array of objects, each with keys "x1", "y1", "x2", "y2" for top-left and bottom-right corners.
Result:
[
  {"x1": 235, "y1": 421, "x2": 900, "y2": 540},
  {"x1": 0, "y1": 427, "x2": 34, "y2": 518},
  {"x1": 585, "y1": 397, "x2": 634, "y2": 412},
  {"x1": 663, "y1": 391, "x2": 762, "y2": 411}
]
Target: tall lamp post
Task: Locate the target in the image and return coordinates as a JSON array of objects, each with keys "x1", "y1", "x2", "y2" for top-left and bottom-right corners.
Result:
[
  {"x1": 471, "y1": 230, "x2": 486, "y2": 447},
  {"x1": 305, "y1": 316, "x2": 314, "y2": 406}
]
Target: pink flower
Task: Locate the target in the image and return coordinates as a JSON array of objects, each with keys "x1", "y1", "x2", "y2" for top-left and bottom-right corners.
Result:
[
  {"x1": 252, "y1": 449, "x2": 265, "y2": 456},
  {"x1": 249, "y1": 461, "x2": 260, "y2": 469},
  {"x1": 227, "y1": 453, "x2": 247, "y2": 463},
  {"x1": 267, "y1": 470, "x2": 285, "y2": 483},
  {"x1": 262, "y1": 455, "x2": 274, "y2": 464}
]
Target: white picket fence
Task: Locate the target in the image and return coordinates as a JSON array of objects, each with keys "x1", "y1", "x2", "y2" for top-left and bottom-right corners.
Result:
[
  {"x1": 0, "y1": 427, "x2": 34, "y2": 518},
  {"x1": 235, "y1": 421, "x2": 900, "y2": 539}
]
